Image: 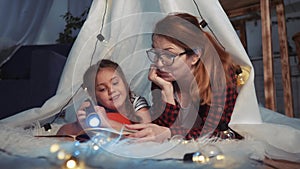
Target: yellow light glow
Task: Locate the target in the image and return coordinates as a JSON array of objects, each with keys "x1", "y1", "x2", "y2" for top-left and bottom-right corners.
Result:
[
  {"x1": 181, "y1": 140, "x2": 189, "y2": 144},
  {"x1": 66, "y1": 158, "x2": 77, "y2": 169},
  {"x1": 57, "y1": 150, "x2": 66, "y2": 160},
  {"x1": 193, "y1": 155, "x2": 208, "y2": 163},
  {"x1": 93, "y1": 145, "x2": 100, "y2": 151},
  {"x1": 50, "y1": 144, "x2": 60, "y2": 153},
  {"x1": 216, "y1": 155, "x2": 225, "y2": 160},
  {"x1": 99, "y1": 139, "x2": 106, "y2": 144}
]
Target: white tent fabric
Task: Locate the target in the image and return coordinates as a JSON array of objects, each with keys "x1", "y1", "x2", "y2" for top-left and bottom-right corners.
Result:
[
  {"x1": 1, "y1": 0, "x2": 300, "y2": 162},
  {"x1": 0, "y1": 0, "x2": 53, "y2": 48}
]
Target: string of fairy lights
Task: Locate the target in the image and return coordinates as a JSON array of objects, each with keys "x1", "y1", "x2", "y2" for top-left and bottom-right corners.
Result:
[
  {"x1": 45, "y1": 131, "x2": 280, "y2": 169},
  {"x1": 46, "y1": 129, "x2": 240, "y2": 169}
]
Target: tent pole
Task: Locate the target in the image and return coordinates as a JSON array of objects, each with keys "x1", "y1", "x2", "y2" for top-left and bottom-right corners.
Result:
[
  {"x1": 276, "y1": 0, "x2": 294, "y2": 117},
  {"x1": 261, "y1": 0, "x2": 276, "y2": 111}
]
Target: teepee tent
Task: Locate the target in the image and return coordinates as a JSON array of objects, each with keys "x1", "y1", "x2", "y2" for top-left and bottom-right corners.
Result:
[{"x1": 1, "y1": 0, "x2": 300, "y2": 162}]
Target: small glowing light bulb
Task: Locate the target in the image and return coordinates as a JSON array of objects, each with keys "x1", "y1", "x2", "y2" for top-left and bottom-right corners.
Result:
[
  {"x1": 74, "y1": 141, "x2": 80, "y2": 147},
  {"x1": 222, "y1": 129, "x2": 235, "y2": 140},
  {"x1": 170, "y1": 135, "x2": 184, "y2": 145},
  {"x1": 183, "y1": 152, "x2": 209, "y2": 164},
  {"x1": 216, "y1": 154, "x2": 225, "y2": 161},
  {"x1": 50, "y1": 144, "x2": 60, "y2": 153},
  {"x1": 93, "y1": 144, "x2": 100, "y2": 151},
  {"x1": 99, "y1": 138, "x2": 107, "y2": 145},
  {"x1": 65, "y1": 157, "x2": 78, "y2": 169},
  {"x1": 184, "y1": 144, "x2": 225, "y2": 165},
  {"x1": 201, "y1": 144, "x2": 223, "y2": 158},
  {"x1": 73, "y1": 150, "x2": 80, "y2": 157},
  {"x1": 192, "y1": 152, "x2": 209, "y2": 163},
  {"x1": 106, "y1": 137, "x2": 112, "y2": 142},
  {"x1": 57, "y1": 150, "x2": 66, "y2": 160}
]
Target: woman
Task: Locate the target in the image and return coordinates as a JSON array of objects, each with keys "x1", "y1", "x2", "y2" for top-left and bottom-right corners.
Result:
[
  {"x1": 57, "y1": 59, "x2": 151, "y2": 136},
  {"x1": 126, "y1": 13, "x2": 242, "y2": 142}
]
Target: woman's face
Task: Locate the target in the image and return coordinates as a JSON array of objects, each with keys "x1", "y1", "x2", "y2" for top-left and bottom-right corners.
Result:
[
  {"x1": 152, "y1": 36, "x2": 195, "y2": 82},
  {"x1": 95, "y1": 67, "x2": 128, "y2": 111}
]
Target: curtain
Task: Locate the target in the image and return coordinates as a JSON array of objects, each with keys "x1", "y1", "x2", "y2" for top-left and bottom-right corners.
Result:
[{"x1": 0, "y1": 0, "x2": 53, "y2": 50}]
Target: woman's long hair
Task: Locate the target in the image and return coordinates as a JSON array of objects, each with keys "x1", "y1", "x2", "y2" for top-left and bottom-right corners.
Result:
[{"x1": 153, "y1": 13, "x2": 239, "y2": 105}]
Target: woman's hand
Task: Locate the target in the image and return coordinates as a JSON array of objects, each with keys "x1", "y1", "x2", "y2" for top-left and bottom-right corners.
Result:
[
  {"x1": 148, "y1": 65, "x2": 172, "y2": 89},
  {"x1": 125, "y1": 123, "x2": 171, "y2": 143},
  {"x1": 148, "y1": 65, "x2": 175, "y2": 104}
]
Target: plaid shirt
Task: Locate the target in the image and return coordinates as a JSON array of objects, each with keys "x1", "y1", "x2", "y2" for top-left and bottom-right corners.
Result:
[{"x1": 151, "y1": 67, "x2": 238, "y2": 140}]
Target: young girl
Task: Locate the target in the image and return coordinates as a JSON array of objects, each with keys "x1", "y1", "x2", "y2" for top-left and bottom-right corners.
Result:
[{"x1": 57, "y1": 59, "x2": 151, "y2": 135}]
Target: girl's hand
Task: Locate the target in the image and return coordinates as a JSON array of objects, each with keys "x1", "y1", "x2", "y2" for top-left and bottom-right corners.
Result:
[
  {"x1": 76, "y1": 101, "x2": 90, "y2": 129},
  {"x1": 76, "y1": 101, "x2": 110, "y2": 129},
  {"x1": 125, "y1": 123, "x2": 171, "y2": 143},
  {"x1": 94, "y1": 106, "x2": 111, "y2": 128}
]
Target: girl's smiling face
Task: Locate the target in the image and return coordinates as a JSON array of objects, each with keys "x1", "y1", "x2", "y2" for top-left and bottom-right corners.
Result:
[{"x1": 95, "y1": 67, "x2": 128, "y2": 111}]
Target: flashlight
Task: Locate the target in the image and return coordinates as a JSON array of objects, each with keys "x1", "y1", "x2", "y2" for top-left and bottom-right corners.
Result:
[{"x1": 85, "y1": 99, "x2": 101, "y2": 128}]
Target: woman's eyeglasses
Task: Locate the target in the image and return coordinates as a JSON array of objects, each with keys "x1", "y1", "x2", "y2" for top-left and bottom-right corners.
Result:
[{"x1": 146, "y1": 48, "x2": 195, "y2": 66}]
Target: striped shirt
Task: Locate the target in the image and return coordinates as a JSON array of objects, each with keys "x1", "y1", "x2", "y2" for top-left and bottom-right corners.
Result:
[{"x1": 130, "y1": 92, "x2": 149, "y2": 111}]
